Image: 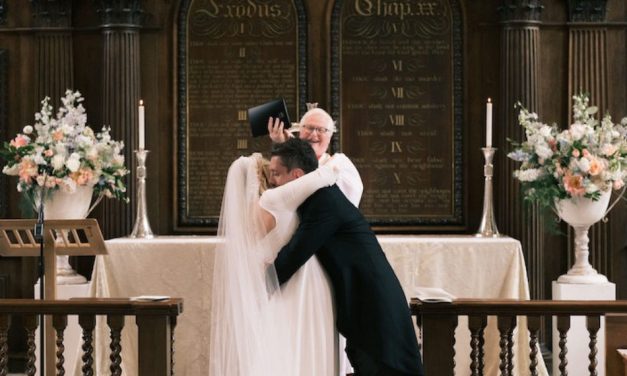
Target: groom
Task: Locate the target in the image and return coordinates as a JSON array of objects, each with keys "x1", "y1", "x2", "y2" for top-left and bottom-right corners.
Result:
[{"x1": 269, "y1": 138, "x2": 424, "y2": 376}]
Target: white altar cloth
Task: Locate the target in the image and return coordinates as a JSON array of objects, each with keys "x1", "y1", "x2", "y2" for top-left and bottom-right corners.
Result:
[{"x1": 85, "y1": 235, "x2": 546, "y2": 376}]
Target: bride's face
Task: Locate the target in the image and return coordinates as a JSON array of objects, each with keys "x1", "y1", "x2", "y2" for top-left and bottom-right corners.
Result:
[{"x1": 269, "y1": 156, "x2": 302, "y2": 187}]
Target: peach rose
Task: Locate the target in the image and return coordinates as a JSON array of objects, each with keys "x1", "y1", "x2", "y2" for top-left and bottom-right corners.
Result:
[
  {"x1": 588, "y1": 158, "x2": 604, "y2": 176},
  {"x1": 72, "y1": 168, "x2": 94, "y2": 186},
  {"x1": 52, "y1": 130, "x2": 64, "y2": 141},
  {"x1": 563, "y1": 173, "x2": 585, "y2": 196},
  {"x1": 10, "y1": 135, "x2": 29, "y2": 148},
  {"x1": 18, "y1": 159, "x2": 37, "y2": 184}
]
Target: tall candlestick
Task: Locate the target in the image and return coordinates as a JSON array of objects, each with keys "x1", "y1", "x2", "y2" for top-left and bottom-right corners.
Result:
[
  {"x1": 486, "y1": 98, "x2": 493, "y2": 147},
  {"x1": 476, "y1": 147, "x2": 500, "y2": 237},
  {"x1": 138, "y1": 100, "x2": 145, "y2": 150},
  {"x1": 129, "y1": 149, "x2": 154, "y2": 238}
]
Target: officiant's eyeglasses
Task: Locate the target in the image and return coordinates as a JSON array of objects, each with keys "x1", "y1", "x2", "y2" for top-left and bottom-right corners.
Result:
[{"x1": 301, "y1": 124, "x2": 331, "y2": 135}]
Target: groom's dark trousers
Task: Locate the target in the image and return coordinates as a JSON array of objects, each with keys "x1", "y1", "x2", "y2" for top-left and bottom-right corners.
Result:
[{"x1": 273, "y1": 185, "x2": 424, "y2": 376}]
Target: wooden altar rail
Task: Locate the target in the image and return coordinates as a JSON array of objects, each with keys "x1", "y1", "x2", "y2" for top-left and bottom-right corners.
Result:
[
  {"x1": 411, "y1": 298, "x2": 627, "y2": 376},
  {"x1": 0, "y1": 298, "x2": 183, "y2": 376}
]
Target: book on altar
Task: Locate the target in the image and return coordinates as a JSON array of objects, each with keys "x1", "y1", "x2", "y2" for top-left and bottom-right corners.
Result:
[
  {"x1": 130, "y1": 295, "x2": 170, "y2": 302},
  {"x1": 414, "y1": 287, "x2": 456, "y2": 303},
  {"x1": 248, "y1": 97, "x2": 292, "y2": 137}
]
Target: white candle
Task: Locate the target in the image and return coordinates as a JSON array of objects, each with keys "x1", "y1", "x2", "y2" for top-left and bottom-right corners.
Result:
[
  {"x1": 486, "y1": 98, "x2": 493, "y2": 147},
  {"x1": 138, "y1": 99, "x2": 145, "y2": 150}
]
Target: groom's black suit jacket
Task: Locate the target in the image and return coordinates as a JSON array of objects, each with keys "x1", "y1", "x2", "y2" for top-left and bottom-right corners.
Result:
[{"x1": 274, "y1": 185, "x2": 424, "y2": 375}]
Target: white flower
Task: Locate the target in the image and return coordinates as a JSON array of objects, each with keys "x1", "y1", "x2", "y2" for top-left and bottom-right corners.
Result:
[
  {"x1": 2, "y1": 164, "x2": 19, "y2": 175},
  {"x1": 515, "y1": 168, "x2": 545, "y2": 182},
  {"x1": 60, "y1": 122, "x2": 74, "y2": 135},
  {"x1": 557, "y1": 130, "x2": 572, "y2": 145},
  {"x1": 66, "y1": 153, "x2": 81, "y2": 172},
  {"x1": 570, "y1": 122, "x2": 587, "y2": 141},
  {"x1": 586, "y1": 106, "x2": 599, "y2": 116},
  {"x1": 601, "y1": 144, "x2": 618, "y2": 156},
  {"x1": 535, "y1": 143, "x2": 553, "y2": 160},
  {"x1": 507, "y1": 150, "x2": 529, "y2": 162},
  {"x1": 585, "y1": 182, "x2": 600, "y2": 194},
  {"x1": 23, "y1": 125, "x2": 33, "y2": 134},
  {"x1": 85, "y1": 147, "x2": 98, "y2": 161},
  {"x1": 51, "y1": 154, "x2": 65, "y2": 171},
  {"x1": 575, "y1": 157, "x2": 590, "y2": 173},
  {"x1": 539, "y1": 125, "x2": 553, "y2": 138},
  {"x1": 33, "y1": 154, "x2": 46, "y2": 165},
  {"x1": 54, "y1": 143, "x2": 66, "y2": 155},
  {"x1": 75, "y1": 134, "x2": 93, "y2": 148},
  {"x1": 113, "y1": 154, "x2": 125, "y2": 166},
  {"x1": 527, "y1": 133, "x2": 543, "y2": 146}
]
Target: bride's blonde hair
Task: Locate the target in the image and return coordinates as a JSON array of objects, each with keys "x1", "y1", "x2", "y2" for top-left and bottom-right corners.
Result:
[{"x1": 256, "y1": 156, "x2": 271, "y2": 195}]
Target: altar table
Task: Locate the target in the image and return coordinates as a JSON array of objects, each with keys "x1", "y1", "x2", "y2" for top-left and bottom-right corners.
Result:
[{"x1": 85, "y1": 235, "x2": 547, "y2": 375}]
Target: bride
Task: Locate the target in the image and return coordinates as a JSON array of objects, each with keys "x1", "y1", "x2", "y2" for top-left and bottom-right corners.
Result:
[{"x1": 209, "y1": 150, "x2": 344, "y2": 375}]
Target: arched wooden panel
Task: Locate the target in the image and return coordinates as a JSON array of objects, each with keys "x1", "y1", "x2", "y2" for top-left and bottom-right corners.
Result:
[{"x1": 175, "y1": 0, "x2": 308, "y2": 229}]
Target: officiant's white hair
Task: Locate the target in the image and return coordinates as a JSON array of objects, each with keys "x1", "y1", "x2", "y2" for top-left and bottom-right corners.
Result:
[{"x1": 299, "y1": 107, "x2": 338, "y2": 133}]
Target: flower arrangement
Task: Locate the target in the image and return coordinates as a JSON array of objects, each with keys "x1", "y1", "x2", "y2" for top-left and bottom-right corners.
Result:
[
  {"x1": 508, "y1": 93, "x2": 627, "y2": 215},
  {"x1": 1, "y1": 90, "x2": 129, "y2": 209}
]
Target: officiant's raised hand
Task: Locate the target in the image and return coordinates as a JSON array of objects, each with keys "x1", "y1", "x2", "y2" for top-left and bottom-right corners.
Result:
[{"x1": 268, "y1": 116, "x2": 294, "y2": 143}]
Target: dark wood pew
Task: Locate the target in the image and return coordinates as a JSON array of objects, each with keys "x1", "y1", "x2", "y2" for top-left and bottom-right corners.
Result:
[
  {"x1": 412, "y1": 298, "x2": 627, "y2": 376},
  {"x1": 0, "y1": 298, "x2": 182, "y2": 376}
]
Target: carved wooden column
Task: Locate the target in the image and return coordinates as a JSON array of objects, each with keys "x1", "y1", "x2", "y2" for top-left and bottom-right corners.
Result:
[
  {"x1": 567, "y1": 0, "x2": 612, "y2": 279},
  {"x1": 31, "y1": 0, "x2": 73, "y2": 109},
  {"x1": 96, "y1": 1, "x2": 143, "y2": 239},
  {"x1": 496, "y1": 0, "x2": 544, "y2": 300}
]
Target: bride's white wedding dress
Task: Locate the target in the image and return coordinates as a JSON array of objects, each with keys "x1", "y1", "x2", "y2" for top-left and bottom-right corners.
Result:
[{"x1": 209, "y1": 153, "x2": 340, "y2": 375}]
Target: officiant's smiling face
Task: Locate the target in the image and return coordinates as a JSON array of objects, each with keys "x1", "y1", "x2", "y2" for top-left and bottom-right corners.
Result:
[
  {"x1": 299, "y1": 110, "x2": 333, "y2": 159},
  {"x1": 269, "y1": 156, "x2": 304, "y2": 187}
]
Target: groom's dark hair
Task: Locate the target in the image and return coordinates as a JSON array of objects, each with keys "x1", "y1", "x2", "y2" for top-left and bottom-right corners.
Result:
[{"x1": 271, "y1": 138, "x2": 318, "y2": 173}]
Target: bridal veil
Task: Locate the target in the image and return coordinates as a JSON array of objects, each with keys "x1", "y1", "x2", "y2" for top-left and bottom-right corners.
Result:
[{"x1": 209, "y1": 154, "x2": 338, "y2": 376}]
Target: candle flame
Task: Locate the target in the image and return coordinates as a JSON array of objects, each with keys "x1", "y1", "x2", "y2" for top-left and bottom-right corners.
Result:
[
  {"x1": 139, "y1": 99, "x2": 144, "y2": 106},
  {"x1": 487, "y1": 98, "x2": 492, "y2": 103}
]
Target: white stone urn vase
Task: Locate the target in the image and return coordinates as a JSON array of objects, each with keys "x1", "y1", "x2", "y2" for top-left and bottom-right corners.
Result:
[
  {"x1": 555, "y1": 189, "x2": 614, "y2": 284},
  {"x1": 35, "y1": 184, "x2": 101, "y2": 284}
]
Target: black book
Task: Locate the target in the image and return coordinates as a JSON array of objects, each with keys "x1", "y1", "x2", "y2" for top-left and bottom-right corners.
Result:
[{"x1": 247, "y1": 98, "x2": 291, "y2": 137}]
